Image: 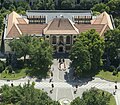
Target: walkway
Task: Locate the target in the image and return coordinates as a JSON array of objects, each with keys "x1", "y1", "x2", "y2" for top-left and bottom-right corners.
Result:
[{"x1": 0, "y1": 59, "x2": 119, "y2": 105}]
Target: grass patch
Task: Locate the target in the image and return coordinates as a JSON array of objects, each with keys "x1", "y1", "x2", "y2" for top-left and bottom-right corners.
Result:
[
  {"x1": 96, "y1": 70, "x2": 120, "y2": 82},
  {"x1": 109, "y1": 94, "x2": 116, "y2": 105},
  {"x1": 97, "y1": 89, "x2": 116, "y2": 105},
  {"x1": 0, "y1": 68, "x2": 27, "y2": 80},
  {"x1": 0, "y1": 67, "x2": 50, "y2": 80}
]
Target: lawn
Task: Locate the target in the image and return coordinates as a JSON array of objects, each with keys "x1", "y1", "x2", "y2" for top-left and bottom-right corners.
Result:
[
  {"x1": 96, "y1": 70, "x2": 120, "y2": 82},
  {"x1": 109, "y1": 94, "x2": 116, "y2": 105},
  {"x1": 98, "y1": 89, "x2": 116, "y2": 105},
  {"x1": 0, "y1": 67, "x2": 50, "y2": 80},
  {"x1": 0, "y1": 68, "x2": 27, "y2": 80}
]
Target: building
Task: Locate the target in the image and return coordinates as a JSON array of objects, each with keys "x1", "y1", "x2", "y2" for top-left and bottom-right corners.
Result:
[{"x1": 3, "y1": 10, "x2": 114, "y2": 53}]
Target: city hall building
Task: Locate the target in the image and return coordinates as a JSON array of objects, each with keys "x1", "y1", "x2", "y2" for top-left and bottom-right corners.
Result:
[{"x1": 3, "y1": 10, "x2": 114, "y2": 53}]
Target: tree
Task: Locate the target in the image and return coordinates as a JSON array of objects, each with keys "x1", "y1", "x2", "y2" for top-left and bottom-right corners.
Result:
[
  {"x1": 71, "y1": 88, "x2": 111, "y2": 105},
  {"x1": 9, "y1": 35, "x2": 32, "y2": 63},
  {"x1": 92, "y1": 3, "x2": 110, "y2": 13},
  {"x1": 1, "y1": 82, "x2": 60, "y2": 105},
  {"x1": 70, "y1": 29, "x2": 105, "y2": 77},
  {"x1": 0, "y1": 60, "x2": 5, "y2": 73},
  {"x1": 107, "y1": 0, "x2": 120, "y2": 17},
  {"x1": 70, "y1": 97, "x2": 85, "y2": 105},
  {"x1": 104, "y1": 28, "x2": 120, "y2": 66},
  {"x1": 30, "y1": 38, "x2": 53, "y2": 75},
  {"x1": 32, "y1": 0, "x2": 55, "y2": 10},
  {"x1": 70, "y1": 40, "x2": 91, "y2": 77},
  {"x1": 61, "y1": 0, "x2": 75, "y2": 9},
  {"x1": 0, "y1": 14, "x2": 4, "y2": 35}
]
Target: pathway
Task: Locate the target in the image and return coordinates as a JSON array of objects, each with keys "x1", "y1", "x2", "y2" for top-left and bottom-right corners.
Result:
[{"x1": 0, "y1": 59, "x2": 119, "y2": 105}]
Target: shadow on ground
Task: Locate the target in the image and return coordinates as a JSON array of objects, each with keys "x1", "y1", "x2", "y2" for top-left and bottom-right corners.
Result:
[{"x1": 63, "y1": 65, "x2": 98, "y2": 87}]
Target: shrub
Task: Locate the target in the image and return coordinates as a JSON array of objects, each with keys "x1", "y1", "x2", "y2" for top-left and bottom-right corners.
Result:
[
  {"x1": 117, "y1": 65, "x2": 120, "y2": 71},
  {"x1": 6, "y1": 65, "x2": 13, "y2": 73},
  {"x1": 112, "y1": 69, "x2": 118, "y2": 76},
  {"x1": 0, "y1": 60, "x2": 5, "y2": 73},
  {"x1": 109, "y1": 65, "x2": 115, "y2": 72}
]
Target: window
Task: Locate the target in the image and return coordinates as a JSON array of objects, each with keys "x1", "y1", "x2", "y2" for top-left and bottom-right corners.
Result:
[
  {"x1": 52, "y1": 36, "x2": 56, "y2": 44},
  {"x1": 74, "y1": 36, "x2": 76, "y2": 38},
  {"x1": 66, "y1": 36, "x2": 70, "y2": 44},
  {"x1": 73, "y1": 16, "x2": 91, "y2": 24},
  {"x1": 28, "y1": 15, "x2": 46, "y2": 24},
  {"x1": 46, "y1": 36, "x2": 49, "y2": 38},
  {"x1": 59, "y1": 36, "x2": 64, "y2": 44}
]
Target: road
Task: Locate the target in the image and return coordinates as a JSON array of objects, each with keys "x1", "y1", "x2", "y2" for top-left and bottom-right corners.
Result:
[{"x1": 0, "y1": 59, "x2": 119, "y2": 105}]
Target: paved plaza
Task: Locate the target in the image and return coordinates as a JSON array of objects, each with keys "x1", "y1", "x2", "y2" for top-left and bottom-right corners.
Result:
[{"x1": 0, "y1": 59, "x2": 120, "y2": 105}]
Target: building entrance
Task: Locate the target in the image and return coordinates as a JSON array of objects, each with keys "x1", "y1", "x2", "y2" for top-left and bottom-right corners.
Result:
[{"x1": 59, "y1": 46, "x2": 64, "y2": 52}]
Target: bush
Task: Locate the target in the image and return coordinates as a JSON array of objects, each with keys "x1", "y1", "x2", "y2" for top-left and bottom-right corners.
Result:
[
  {"x1": 112, "y1": 69, "x2": 118, "y2": 76},
  {"x1": 117, "y1": 65, "x2": 120, "y2": 71},
  {"x1": 109, "y1": 65, "x2": 116, "y2": 72},
  {"x1": 0, "y1": 60, "x2": 5, "y2": 73},
  {"x1": 6, "y1": 65, "x2": 13, "y2": 73}
]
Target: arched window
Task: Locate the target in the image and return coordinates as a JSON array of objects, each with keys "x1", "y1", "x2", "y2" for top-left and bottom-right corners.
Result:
[
  {"x1": 66, "y1": 36, "x2": 70, "y2": 44},
  {"x1": 59, "y1": 36, "x2": 64, "y2": 44},
  {"x1": 52, "y1": 36, "x2": 56, "y2": 44}
]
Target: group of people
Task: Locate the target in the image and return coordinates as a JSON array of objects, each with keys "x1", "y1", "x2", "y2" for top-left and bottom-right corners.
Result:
[
  {"x1": 58, "y1": 58, "x2": 66, "y2": 70},
  {"x1": 113, "y1": 81, "x2": 118, "y2": 95}
]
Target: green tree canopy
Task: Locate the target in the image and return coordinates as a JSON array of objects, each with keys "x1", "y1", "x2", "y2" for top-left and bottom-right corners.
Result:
[
  {"x1": 32, "y1": 0, "x2": 55, "y2": 10},
  {"x1": 107, "y1": 0, "x2": 120, "y2": 17},
  {"x1": 30, "y1": 38, "x2": 53, "y2": 74},
  {"x1": 9, "y1": 35, "x2": 32, "y2": 63},
  {"x1": 92, "y1": 3, "x2": 110, "y2": 13},
  {"x1": 71, "y1": 88, "x2": 111, "y2": 105},
  {"x1": 60, "y1": 0, "x2": 75, "y2": 9},
  {"x1": 70, "y1": 40, "x2": 91, "y2": 76},
  {"x1": 0, "y1": 82, "x2": 60, "y2": 105},
  {"x1": 70, "y1": 29, "x2": 105, "y2": 77},
  {"x1": 104, "y1": 28, "x2": 120, "y2": 66}
]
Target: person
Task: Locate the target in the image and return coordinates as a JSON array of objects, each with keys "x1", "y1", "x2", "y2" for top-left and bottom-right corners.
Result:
[
  {"x1": 76, "y1": 84, "x2": 78, "y2": 89},
  {"x1": 51, "y1": 84, "x2": 54, "y2": 88},
  {"x1": 49, "y1": 78, "x2": 52, "y2": 83},
  {"x1": 50, "y1": 89, "x2": 53, "y2": 94},
  {"x1": 63, "y1": 58, "x2": 65, "y2": 63},
  {"x1": 59, "y1": 59, "x2": 61, "y2": 63},
  {"x1": 115, "y1": 85, "x2": 117, "y2": 89},
  {"x1": 51, "y1": 72, "x2": 53, "y2": 77},
  {"x1": 11, "y1": 83, "x2": 14, "y2": 87},
  {"x1": 74, "y1": 90, "x2": 77, "y2": 94}
]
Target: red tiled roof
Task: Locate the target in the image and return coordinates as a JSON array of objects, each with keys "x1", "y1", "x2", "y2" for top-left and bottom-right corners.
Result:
[
  {"x1": 7, "y1": 24, "x2": 21, "y2": 38},
  {"x1": 18, "y1": 24, "x2": 47, "y2": 35},
  {"x1": 44, "y1": 18, "x2": 79, "y2": 34},
  {"x1": 75, "y1": 24, "x2": 105, "y2": 34}
]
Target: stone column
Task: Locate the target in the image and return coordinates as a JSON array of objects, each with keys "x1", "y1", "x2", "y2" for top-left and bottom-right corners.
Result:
[
  {"x1": 64, "y1": 35, "x2": 66, "y2": 44},
  {"x1": 56, "y1": 35, "x2": 59, "y2": 52}
]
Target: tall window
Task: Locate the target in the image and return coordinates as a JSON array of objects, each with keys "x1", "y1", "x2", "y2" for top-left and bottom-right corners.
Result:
[
  {"x1": 66, "y1": 36, "x2": 70, "y2": 44},
  {"x1": 52, "y1": 36, "x2": 56, "y2": 44},
  {"x1": 28, "y1": 15, "x2": 46, "y2": 24},
  {"x1": 74, "y1": 16, "x2": 91, "y2": 24},
  {"x1": 59, "y1": 36, "x2": 64, "y2": 44}
]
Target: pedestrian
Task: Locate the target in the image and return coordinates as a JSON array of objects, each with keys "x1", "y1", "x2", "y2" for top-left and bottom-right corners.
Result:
[
  {"x1": 75, "y1": 84, "x2": 78, "y2": 89},
  {"x1": 50, "y1": 89, "x2": 53, "y2": 94},
  {"x1": 63, "y1": 58, "x2": 65, "y2": 63},
  {"x1": 49, "y1": 78, "x2": 52, "y2": 83},
  {"x1": 51, "y1": 72, "x2": 53, "y2": 77},
  {"x1": 11, "y1": 83, "x2": 14, "y2": 87},
  {"x1": 51, "y1": 84, "x2": 54, "y2": 88},
  {"x1": 115, "y1": 85, "x2": 117, "y2": 89},
  {"x1": 74, "y1": 90, "x2": 77, "y2": 94}
]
